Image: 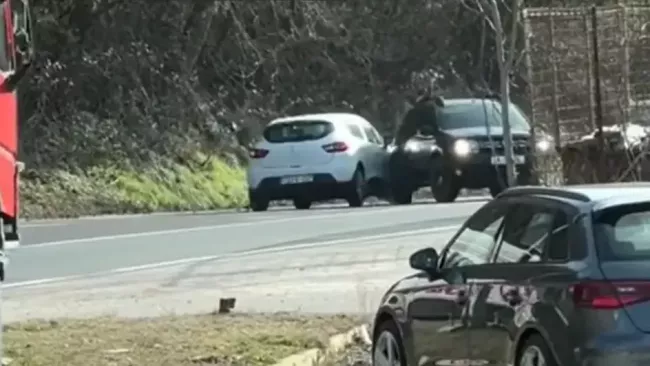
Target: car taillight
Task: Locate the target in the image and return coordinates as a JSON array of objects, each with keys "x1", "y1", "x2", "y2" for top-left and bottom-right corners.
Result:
[
  {"x1": 571, "y1": 281, "x2": 650, "y2": 309},
  {"x1": 322, "y1": 141, "x2": 348, "y2": 153},
  {"x1": 249, "y1": 148, "x2": 269, "y2": 159}
]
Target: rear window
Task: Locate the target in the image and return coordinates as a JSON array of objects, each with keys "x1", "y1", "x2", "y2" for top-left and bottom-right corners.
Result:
[
  {"x1": 594, "y1": 203, "x2": 650, "y2": 261},
  {"x1": 263, "y1": 120, "x2": 334, "y2": 143}
]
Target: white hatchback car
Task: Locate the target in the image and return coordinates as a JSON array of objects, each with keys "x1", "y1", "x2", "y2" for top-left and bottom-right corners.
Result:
[{"x1": 247, "y1": 113, "x2": 390, "y2": 211}]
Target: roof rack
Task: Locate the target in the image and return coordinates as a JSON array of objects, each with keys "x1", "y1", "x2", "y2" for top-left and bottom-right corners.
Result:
[{"x1": 497, "y1": 186, "x2": 591, "y2": 202}]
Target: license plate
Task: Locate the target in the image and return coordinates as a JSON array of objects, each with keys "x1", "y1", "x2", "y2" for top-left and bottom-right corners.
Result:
[
  {"x1": 490, "y1": 155, "x2": 525, "y2": 165},
  {"x1": 280, "y1": 175, "x2": 314, "y2": 185}
]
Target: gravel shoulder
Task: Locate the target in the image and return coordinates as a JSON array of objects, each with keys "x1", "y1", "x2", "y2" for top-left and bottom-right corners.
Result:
[{"x1": 5, "y1": 313, "x2": 361, "y2": 366}]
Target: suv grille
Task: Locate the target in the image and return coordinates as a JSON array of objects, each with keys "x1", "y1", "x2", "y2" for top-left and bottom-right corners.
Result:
[{"x1": 475, "y1": 137, "x2": 530, "y2": 154}]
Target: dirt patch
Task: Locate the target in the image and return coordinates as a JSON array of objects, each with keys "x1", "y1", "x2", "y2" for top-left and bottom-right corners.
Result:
[{"x1": 4, "y1": 313, "x2": 361, "y2": 366}]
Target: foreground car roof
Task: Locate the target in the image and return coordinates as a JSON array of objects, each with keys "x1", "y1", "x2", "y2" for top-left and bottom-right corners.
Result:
[{"x1": 503, "y1": 183, "x2": 650, "y2": 210}]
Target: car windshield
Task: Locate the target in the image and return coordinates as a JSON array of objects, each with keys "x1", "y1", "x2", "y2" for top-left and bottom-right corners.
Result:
[
  {"x1": 437, "y1": 100, "x2": 530, "y2": 131},
  {"x1": 594, "y1": 203, "x2": 650, "y2": 261},
  {"x1": 263, "y1": 120, "x2": 334, "y2": 143}
]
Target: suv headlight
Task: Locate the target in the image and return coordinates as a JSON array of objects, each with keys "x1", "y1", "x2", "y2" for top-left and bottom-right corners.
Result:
[
  {"x1": 535, "y1": 138, "x2": 554, "y2": 154},
  {"x1": 453, "y1": 139, "x2": 479, "y2": 156},
  {"x1": 404, "y1": 140, "x2": 420, "y2": 152}
]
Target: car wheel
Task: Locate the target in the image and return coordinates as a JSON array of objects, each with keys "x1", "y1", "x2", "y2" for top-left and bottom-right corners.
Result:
[
  {"x1": 293, "y1": 197, "x2": 311, "y2": 210},
  {"x1": 489, "y1": 182, "x2": 505, "y2": 198},
  {"x1": 431, "y1": 169, "x2": 460, "y2": 203},
  {"x1": 372, "y1": 320, "x2": 406, "y2": 366},
  {"x1": 346, "y1": 168, "x2": 365, "y2": 207},
  {"x1": 249, "y1": 192, "x2": 269, "y2": 212},
  {"x1": 517, "y1": 334, "x2": 557, "y2": 366},
  {"x1": 517, "y1": 165, "x2": 536, "y2": 186},
  {"x1": 390, "y1": 182, "x2": 413, "y2": 205}
]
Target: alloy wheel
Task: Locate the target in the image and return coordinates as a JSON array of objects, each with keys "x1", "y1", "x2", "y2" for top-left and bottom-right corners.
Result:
[
  {"x1": 373, "y1": 330, "x2": 402, "y2": 366},
  {"x1": 519, "y1": 345, "x2": 547, "y2": 366}
]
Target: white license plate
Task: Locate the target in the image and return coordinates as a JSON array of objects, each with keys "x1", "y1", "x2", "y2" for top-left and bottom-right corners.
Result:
[
  {"x1": 280, "y1": 175, "x2": 314, "y2": 185},
  {"x1": 490, "y1": 155, "x2": 525, "y2": 165}
]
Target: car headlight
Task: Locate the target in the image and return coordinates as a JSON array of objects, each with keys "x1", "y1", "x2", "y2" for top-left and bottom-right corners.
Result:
[
  {"x1": 453, "y1": 139, "x2": 478, "y2": 156},
  {"x1": 535, "y1": 138, "x2": 553, "y2": 153},
  {"x1": 404, "y1": 140, "x2": 420, "y2": 152}
]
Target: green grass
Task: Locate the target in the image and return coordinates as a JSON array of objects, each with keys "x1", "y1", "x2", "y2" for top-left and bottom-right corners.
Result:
[
  {"x1": 4, "y1": 313, "x2": 361, "y2": 366},
  {"x1": 20, "y1": 153, "x2": 249, "y2": 219}
]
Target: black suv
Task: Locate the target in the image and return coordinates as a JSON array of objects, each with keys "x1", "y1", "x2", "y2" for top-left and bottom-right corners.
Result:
[
  {"x1": 372, "y1": 183, "x2": 650, "y2": 366},
  {"x1": 388, "y1": 96, "x2": 536, "y2": 204}
]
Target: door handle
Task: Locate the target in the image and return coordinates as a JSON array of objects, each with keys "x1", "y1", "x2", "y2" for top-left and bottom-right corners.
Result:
[
  {"x1": 455, "y1": 289, "x2": 469, "y2": 306},
  {"x1": 504, "y1": 289, "x2": 523, "y2": 307}
]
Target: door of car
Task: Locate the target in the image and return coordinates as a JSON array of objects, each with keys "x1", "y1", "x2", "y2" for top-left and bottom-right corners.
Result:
[
  {"x1": 407, "y1": 201, "x2": 508, "y2": 366},
  {"x1": 466, "y1": 197, "x2": 579, "y2": 366},
  {"x1": 362, "y1": 124, "x2": 386, "y2": 179},
  {"x1": 345, "y1": 122, "x2": 374, "y2": 175}
]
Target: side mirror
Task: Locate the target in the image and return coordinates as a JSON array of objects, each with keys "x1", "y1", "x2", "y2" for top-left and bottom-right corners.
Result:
[{"x1": 409, "y1": 247, "x2": 439, "y2": 274}]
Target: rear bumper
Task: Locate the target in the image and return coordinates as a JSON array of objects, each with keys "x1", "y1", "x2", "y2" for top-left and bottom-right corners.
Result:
[
  {"x1": 247, "y1": 160, "x2": 357, "y2": 190},
  {"x1": 577, "y1": 332, "x2": 650, "y2": 366},
  {"x1": 250, "y1": 173, "x2": 350, "y2": 201},
  {"x1": 579, "y1": 351, "x2": 650, "y2": 366}
]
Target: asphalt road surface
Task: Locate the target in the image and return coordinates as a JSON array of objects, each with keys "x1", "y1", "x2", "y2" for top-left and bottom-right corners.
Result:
[{"x1": 5, "y1": 197, "x2": 489, "y2": 321}]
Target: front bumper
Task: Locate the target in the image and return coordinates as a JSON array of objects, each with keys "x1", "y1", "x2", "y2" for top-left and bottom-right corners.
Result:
[{"x1": 446, "y1": 151, "x2": 533, "y2": 188}]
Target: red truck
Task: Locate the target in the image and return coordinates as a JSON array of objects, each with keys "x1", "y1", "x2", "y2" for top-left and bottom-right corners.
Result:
[{"x1": 0, "y1": 0, "x2": 34, "y2": 270}]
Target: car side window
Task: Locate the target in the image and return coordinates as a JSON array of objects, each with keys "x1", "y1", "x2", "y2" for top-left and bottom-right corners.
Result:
[
  {"x1": 347, "y1": 124, "x2": 364, "y2": 140},
  {"x1": 495, "y1": 203, "x2": 569, "y2": 263},
  {"x1": 441, "y1": 204, "x2": 507, "y2": 269},
  {"x1": 371, "y1": 128, "x2": 384, "y2": 146},
  {"x1": 363, "y1": 126, "x2": 380, "y2": 144}
]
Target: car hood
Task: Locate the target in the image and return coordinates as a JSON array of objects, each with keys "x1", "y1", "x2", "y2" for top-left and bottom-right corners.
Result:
[
  {"x1": 383, "y1": 272, "x2": 432, "y2": 295},
  {"x1": 443, "y1": 126, "x2": 530, "y2": 138}
]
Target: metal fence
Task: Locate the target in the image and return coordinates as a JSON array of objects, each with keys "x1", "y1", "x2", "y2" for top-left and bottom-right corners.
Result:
[{"x1": 524, "y1": 4, "x2": 650, "y2": 183}]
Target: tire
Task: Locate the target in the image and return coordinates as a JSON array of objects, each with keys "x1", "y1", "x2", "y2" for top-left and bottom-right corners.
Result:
[
  {"x1": 517, "y1": 165, "x2": 536, "y2": 186},
  {"x1": 489, "y1": 183, "x2": 505, "y2": 198},
  {"x1": 391, "y1": 182, "x2": 413, "y2": 205},
  {"x1": 431, "y1": 168, "x2": 460, "y2": 203},
  {"x1": 293, "y1": 197, "x2": 311, "y2": 210},
  {"x1": 516, "y1": 333, "x2": 558, "y2": 366},
  {"x1": 346, "y1": 168, "x2": 365, "y2": 207},
  {"x1": 388, "y1": 153, "x2": 414, "y2": 205},
  {"x1": 372, "y1": 320, "x2": 407, "y2": 366},
  {"x1": 249, "y1": 192, "x2": 269, "y2": 212}
]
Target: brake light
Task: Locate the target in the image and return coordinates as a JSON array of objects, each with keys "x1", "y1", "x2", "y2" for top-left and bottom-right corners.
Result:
[
  {"x1": 322, "y1": 141, "x2": 348, "y2": 153},
  {"x1": 249, "y1": 148, "x2": 269, "y2": 159},
  {"x1": 571, "y1": 281, "x2": 650, "y2": 309}
]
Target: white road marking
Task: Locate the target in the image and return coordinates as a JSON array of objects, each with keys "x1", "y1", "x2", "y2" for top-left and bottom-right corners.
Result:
[
  {"x1": 16, "y1": 203, "x2": 471, "y2": 249},
  {"x1": 4, "y1": 224, "x2": 459, "y2": 289},
  {"x1": 21, "y1": 222, "x2": 71, "y2": 228}
]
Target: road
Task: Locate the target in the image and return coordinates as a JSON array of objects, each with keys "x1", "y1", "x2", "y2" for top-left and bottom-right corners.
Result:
[{"x1": 4, "y1": 197, "x2": 488, "y2": 321}]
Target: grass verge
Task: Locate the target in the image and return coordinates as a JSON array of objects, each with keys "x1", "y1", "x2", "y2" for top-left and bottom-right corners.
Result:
[
  {"x1": 20, "y1": 153, "x2": 248, "y2": 219},
  {"x1": 5, "y1": 313, "x2": 361, "y2": 366}
]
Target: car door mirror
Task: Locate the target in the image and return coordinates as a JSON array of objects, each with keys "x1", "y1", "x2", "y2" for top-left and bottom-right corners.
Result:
[{"x1": 409, "y1": 247, "x2": 439, "y2": 274}]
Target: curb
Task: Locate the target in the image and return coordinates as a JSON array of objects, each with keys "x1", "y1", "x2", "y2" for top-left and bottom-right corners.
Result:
[{"x1": 273, "y1": 324, "x2": 371, "y2": 366}]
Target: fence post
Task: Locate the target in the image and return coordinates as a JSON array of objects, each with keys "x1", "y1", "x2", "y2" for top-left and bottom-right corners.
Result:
[
  {"x1": 591, "y1": 6, "x2": 606, "y2": 181},
  {"x1": 548, "y1": 11, "x2": 561, "y2": 146}
]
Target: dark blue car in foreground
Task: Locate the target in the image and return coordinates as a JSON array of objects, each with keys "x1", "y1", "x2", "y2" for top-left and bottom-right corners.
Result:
[{"x1": 372, "y1": 183, "x2": 650, "y2": 366}]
